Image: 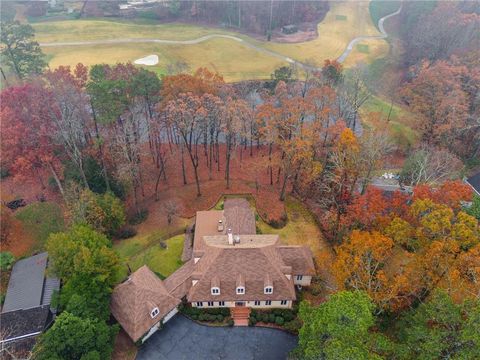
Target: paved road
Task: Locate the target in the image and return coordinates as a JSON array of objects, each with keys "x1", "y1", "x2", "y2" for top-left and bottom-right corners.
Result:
[
  {"x1": 337, "y1": 5, "x2": 402, "y2": 63},
  {"x1": 40, "y1": 5, "x2": 402, "y2": 67},
  {"x1": 136, "y1": 315, "x2": 298, "y2": 360}
]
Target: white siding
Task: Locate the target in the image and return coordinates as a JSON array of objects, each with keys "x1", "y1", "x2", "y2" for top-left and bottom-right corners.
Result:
[
  {"x1": 191, "y1": 300, "x2": 292, "y2": 309},
  {"x1": 293, "y1": 275, "x2": 312, "y2": 286},
  {"x1": 163, "y1": 307, "x2": 178, "y2": 324},
  {"x1": 141, "y1": 321, "x2": 161, "y2": 343}
]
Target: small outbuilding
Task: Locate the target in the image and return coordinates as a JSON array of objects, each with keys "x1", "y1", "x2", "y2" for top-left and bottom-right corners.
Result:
[{"x1": 0, "y1": 252, "x2": 60, "y2": 356}]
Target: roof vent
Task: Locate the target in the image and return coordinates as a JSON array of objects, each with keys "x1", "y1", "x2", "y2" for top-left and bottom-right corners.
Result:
[
  {"x1": 234, "y1": 235, "x2": 240, "y2": 244},
  {"x1": 218, "y1": 219, "x2": 224, "y2": 232}
]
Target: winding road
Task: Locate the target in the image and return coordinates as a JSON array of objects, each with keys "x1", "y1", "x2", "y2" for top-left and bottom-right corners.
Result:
[{"x1": 39, "y1": 5, "x2": 402, "y2": 67}]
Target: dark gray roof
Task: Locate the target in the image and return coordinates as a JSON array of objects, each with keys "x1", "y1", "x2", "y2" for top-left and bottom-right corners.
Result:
[
  {"x1": 0, "y1": 306, "x2": 53, "y2": 352},
  {"x1": 467, "y1": 172, "x2": 480, "y2": 195},
  {"x1": 2, "y1": 253, "x2": 59, "y2": 313},
  {"x1": 0, "y1": 306, "x2": 52, "y2": 339}
]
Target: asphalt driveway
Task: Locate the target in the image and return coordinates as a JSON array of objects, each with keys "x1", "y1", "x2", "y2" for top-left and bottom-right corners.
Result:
[{"x1": 137, "y1": 315, "x2": 298, "y2": 360}]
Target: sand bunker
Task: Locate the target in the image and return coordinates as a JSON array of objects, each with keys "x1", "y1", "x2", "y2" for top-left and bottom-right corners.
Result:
[{"x1": 134, "y1": 54, "x2": 159, "y2": 66}]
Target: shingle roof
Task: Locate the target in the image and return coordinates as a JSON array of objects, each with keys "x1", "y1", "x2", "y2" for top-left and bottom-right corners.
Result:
[
  {"x1": 224, "y1": 198, "x2": 256, "y2": 235},
  {"x1": 2, "y1": 253, "x2": 59, "y2": 313},
  {"x1": 110, "y1": 266, "x2": 181, "y2": 342},
  {"x1": 467, "y1": 172, "x2": 480, "y2": 195},
  {"x1": 163, "y1": 260, "x2": 195, "y2": 299},
  {"x1": 193, "y1": 210, "x2": 224, "y2": 251},
  {"x1": 277, "y1": 246, "x2": 316, "y2": 276},
  {"x1": 187, "y1": 246, "x2": 297, "y2": 302},
  {"x1": 0, "y1": 305, "x2": 53, "y2": 342}
]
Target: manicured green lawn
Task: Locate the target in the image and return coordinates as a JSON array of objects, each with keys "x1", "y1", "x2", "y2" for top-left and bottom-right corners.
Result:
[
  {"x1": 15, "y1": 202, "x2": 65, "y2": 251},
  {"x1": 117, "y1": 234, "x2": 185, "y2": 280},
  {"x1": 257, "y1": 197, "x2": 322, "y2": 251}
]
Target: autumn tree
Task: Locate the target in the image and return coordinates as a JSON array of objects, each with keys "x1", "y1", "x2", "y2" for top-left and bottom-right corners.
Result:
[
  {"x1": 400, "y1": 145, "x2": 463, "y2": 186},
  {"x1": 165, "y1": 93, "x2": 203, "y2": 196},
  {"x1": 333, "y1": 230, "x2": 395, "y2": 312},
  {"x1": 0, "y1": 84, "x2": 65, "y2": 195},
  {"x1": 44, "y1": 65, "x2": 91, "y2": 189},
  {"x1": 401, "y1": 60, "x2": 469, "y2": 148},
  {"x1": 0, "y1": 21, "x2": 46, "y2": 79},
  {"x1": 65, "y1": 185, "x2": 126, "y2": 237}
]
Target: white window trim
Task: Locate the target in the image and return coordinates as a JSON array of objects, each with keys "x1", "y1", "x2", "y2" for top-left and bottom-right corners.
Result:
[
  {"x1": 207, "y1": 301, "x2": 214, "y2": 307},
  {"x1": 211, "y1": 287, "x2": 220, "y2": 295},
  {"x1": 150, "y1": 307, "x2": 160, "y2": 318},
  {"x1": 196, "y1": 302, "x2": 203, "y2": 307},
  {"x1": 296, "y1": 275, "x2": 303, "y2": 280},
  {"x1": 236, "y1": 286, "x2": 245, "y2": 295},
  {"x1": 219, "y1": 301, "x2": 225, "y2": 306},
  {"x1": 281, "y1": 300, "x2": 288, "y2": 305},
  {"x1": 265, "y1": 300, "x2": 272, "y2": 305},
  {"x1": 264, "y1": 286, "x2": 273, "y2": 294}
]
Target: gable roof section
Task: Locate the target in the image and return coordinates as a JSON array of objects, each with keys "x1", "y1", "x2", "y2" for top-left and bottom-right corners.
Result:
[
  {"x1": 2, "y1": 252, "x2": 59, "y2": 313},
  {"x1": 277, "y1": 246, "x2": 316, "y2": 276},
  {"x1": 163, "y1": 260, "x2": 195, "y2": 299},
  {"x1": 110, "y1": 266, "x2": 181, "y2": 342},
  {"x1": 466, "y1": 172, "x2": 480, "y2": 195},
  {"x1": 187, "y1": 246, "x2": 296, "y2": 302}
]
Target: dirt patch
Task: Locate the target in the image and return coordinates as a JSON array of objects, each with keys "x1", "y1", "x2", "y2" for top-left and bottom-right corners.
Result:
[{"x1": 112, "y1": 329, "x2": 137, "y2": 360}]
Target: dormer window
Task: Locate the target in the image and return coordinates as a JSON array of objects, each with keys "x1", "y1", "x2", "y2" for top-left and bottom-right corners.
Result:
[
  {"x1": 211, "y1": 287, "x2": 220, "y2": 295},
  {"x1": 150, "y1": 307, "x2": 159, "y2": 318},
  {"x1": 236, "y1": 286, "x2": 245, "y2": 295},
  {"x1": 264, "y1": 286, "x2": 273, "y2": 294}
]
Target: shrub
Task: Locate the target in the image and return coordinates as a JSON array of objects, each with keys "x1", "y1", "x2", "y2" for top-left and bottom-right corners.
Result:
[
  {"x1": 228, "y1": 319, "x2": 234, "y2": 327},
  {"x1": 191, "y1": 314, "x2": 198, "y2": 320},
  {"x1": 249, "y1": 317, "x2": 257, "y2": 326},
  {"x1": 269, "y1": 314, "x2": 276, "y2": 323},
  {"x1": 262, "y1": 314, "x2": 270, "y2": 323},
  {"x1": 159, "y1": 241, "x2": 167, "y2": 249},
  {"x1": 284, "y1": 318, "x2": 302, "y2": 333},
  {"x1": 216, "y1": 314, "x2": 224, "y2": 322},
  {"x1": 0, "y1": 166, "x2": 9, "y2": 179},
  {"x1": 0, "y1": 252, "x2": 15, "y2": 271},
  {"x1": 268, "y1": 213, "x2": 288, "y2": 229},
  {"x1": 116, "y1": 226, "x2": 137, "y2": 239},
  {"x1": 275, "y1": 316, "x2": 285, "y2": 326},
  {"x1": 198, "y1": 313, "x2": 206, "y2": 321},
  {"x1": 129, "y1": 209, "x2": 148, "y2": 225}
]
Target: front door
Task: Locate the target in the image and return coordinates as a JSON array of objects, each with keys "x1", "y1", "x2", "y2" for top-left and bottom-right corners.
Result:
[{"x1": 235, "y1": 301, "x2": 245, "y2": 307}]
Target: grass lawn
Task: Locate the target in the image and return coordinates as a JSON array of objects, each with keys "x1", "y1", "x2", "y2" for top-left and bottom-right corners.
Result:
[
  {"x1": 127, "y1": 234, "x2": 185, "y2": 278},
  {"x1": 256, "y1": 197, "x2": 326, "y2": 259},
  {"x1": 262, "y1": 2, "x2": 387, "y2": 65},
  {"x1": 34, "y1": 2, "x2": 388, "y2": 80},
  {"x1": 42, "y1": 39, "x2": 286, "y2": 82},
  {"x1": 361, "y1": 95, "x2": 419, "y2": 148},
  {"x1": 15, "y1": 202, "x2": 65, "y2": 253}
]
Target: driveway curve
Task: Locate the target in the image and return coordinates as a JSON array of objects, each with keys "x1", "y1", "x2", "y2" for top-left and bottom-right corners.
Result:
[
  {"x1": 136, "y1": 315, "x2": 298, "y2": 360},
  {"x1": 39, "y1": 5, "x2": 401, "y2": 69},
  {"x1": 337, "y1": 5, "x2": 402, "y2": 63}
]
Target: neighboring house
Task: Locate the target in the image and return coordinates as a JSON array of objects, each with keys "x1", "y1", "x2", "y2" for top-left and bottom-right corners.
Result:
[
  {"x1": 0, "y1": 253, "x2": 59, "y2": 357},
  {"x1": 111, "y1": 198, "x2": 315, "y2": 343},
  {"x1": 466, "y1": 171, "x2": 480, "y2": 196}
]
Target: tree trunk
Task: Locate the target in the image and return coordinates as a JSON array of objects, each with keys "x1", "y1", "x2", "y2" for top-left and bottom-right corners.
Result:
[
  {"x1": 47, "y1": 162, "x2": 64, "y2": 197},
  {"x1": 91, "y1": 103, "x2": 111, "y2": 192},
  {"x1": 181, "y1": 144, "x2": 187, "y2": 185}
]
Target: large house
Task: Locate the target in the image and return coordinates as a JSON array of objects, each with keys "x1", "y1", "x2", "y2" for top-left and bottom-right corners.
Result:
[
  {"x1": 111, "y1": 198, "x2": 315, "y2": 343},
  {"x1": 0, "y1": 253, "x2": 60, "y2": 358}
]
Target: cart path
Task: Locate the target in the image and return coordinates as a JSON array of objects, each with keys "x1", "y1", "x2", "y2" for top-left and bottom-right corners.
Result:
[{"x1": 39, "y1": 5, "x2": 402, "y2": 67}]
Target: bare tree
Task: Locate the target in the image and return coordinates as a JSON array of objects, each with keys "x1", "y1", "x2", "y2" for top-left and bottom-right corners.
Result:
[{"x1": 400, "y1": 145, "x2": 463, "y2": 185}]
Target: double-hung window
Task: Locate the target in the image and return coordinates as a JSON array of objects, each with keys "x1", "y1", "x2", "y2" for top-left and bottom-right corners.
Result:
[
  {"x1": 265, "y1": 300, "x2": 272, "y2": 306},
  {"x1": 280, "y1": 300, "x2": 288, "y2": 305}
]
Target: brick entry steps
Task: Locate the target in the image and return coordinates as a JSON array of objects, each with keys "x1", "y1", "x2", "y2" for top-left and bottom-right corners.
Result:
[{"x1": 230, "y1": 307, "x2": 251, "y2": 326}]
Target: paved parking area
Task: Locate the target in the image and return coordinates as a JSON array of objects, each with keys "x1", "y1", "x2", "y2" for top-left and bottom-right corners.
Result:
[{"x1": 137, "y1": 315, "x2": 298, "y2": 360}]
